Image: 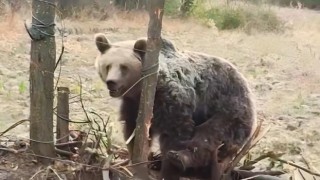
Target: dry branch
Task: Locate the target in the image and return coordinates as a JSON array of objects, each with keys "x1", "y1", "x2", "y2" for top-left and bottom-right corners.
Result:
[
  {"x1": 266, "y1": 152, "x2": 320, "y2": 177},
  {"x1": 0, "y1": 119, "x2": 29, "y2": 137}
]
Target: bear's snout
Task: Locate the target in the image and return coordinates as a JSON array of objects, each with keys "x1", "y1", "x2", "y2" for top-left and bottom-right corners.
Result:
[{"x1": 106, "y1": 80, "x2": 118, "y2": 91}]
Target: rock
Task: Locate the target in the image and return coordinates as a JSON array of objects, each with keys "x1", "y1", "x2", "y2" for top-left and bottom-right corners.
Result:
[
  {"x1": 271, "y1": 81, "x2": 281, "y2": 85},
  {"x1": 278, "y1": 115, "x2": 289, "y2": 120},
  {"x1": 0, "y1": 67, "x2": 10, "y2": 76},
  {"x1": 286, "y1": 124, "x2": 297, "y2": 131},
  {"x1": 307, "y1": 142, "x2": 314, "y2": 147},
  {"x1": 296, "y1": 116, "x2": 308, "y2": 120},
  {"x1": 311, "y1": 111, "x2": 320, "y2": 116}
]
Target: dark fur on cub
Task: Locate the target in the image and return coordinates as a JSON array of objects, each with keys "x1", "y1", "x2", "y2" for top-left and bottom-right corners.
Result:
[{"x1": 94, "y1": 34, "x2": 256, "y2": 180}]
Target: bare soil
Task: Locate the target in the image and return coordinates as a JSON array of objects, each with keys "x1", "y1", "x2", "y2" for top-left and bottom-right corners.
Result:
[{"x1": 0, "y1": 5, "x2": 320, "y2": 180}]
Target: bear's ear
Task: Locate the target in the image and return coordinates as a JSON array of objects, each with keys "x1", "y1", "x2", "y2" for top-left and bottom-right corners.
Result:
[
  {"x1": 94, "y1": 33, "x2": 111, "y2": 53},
  {"x1": 133, "y1": 38, "x2": 147, "y2": 59}
]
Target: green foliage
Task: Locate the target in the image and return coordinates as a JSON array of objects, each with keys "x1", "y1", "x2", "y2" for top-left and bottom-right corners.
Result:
[
  {"x1": 190, "y1": 3, "x2": 283, "y2": 32},
  {"x1": 180, "y1": 0, "x2": 195, "y2": 16},
  {"x1": 164, "y1": 0, "x2": 181, "y2": 16}
]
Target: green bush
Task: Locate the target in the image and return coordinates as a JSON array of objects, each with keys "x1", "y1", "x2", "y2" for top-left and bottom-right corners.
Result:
[
  {"x1": 202, "y1": 7, "x2": 245, "y2": 30},
  {"x1": 246, "y1": 0, "x2": 320, "y2": 9},
  {"x1": 190, "y1": 3, "x2": 283, "y2": 32}
]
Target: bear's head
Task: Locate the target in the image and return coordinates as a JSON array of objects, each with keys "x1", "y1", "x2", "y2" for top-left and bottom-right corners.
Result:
[{"x1": 94, "y1": 33, "x2": 147, "y2": 98}]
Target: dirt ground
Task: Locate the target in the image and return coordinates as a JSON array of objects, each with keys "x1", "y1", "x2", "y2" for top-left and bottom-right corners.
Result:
[{"x1": 0, "y1": 5, "x2": 320, "y2": 180}]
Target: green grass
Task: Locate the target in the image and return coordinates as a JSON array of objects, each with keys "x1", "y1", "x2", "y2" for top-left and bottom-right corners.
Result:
[
  {"x1": 18, "y1": 81, "x2": 27, "y2": 94},
  {"x1": 290, "y1": 91, "x2": 308, "y2": 115},
  {"x1": 0, "y1": 80, "x2": 4, "y2": 93}
]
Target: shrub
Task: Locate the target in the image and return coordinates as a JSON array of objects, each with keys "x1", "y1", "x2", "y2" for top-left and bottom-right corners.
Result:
[
  {"x1": 190, "y1": 3, "x2": 283, "y2": 32},
  {"x1": 246, "y1": 0, "x2": 320, "y2": 9}
]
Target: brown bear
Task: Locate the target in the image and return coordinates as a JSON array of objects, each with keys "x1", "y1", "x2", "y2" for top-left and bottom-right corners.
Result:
[{"x1": 93, "y1": 33, "x2": 257, "y2": 180}]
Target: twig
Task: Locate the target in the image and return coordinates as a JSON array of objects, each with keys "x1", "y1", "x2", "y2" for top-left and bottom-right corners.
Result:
[
  {"x1": 241, "y1": 152, "x2": 285, "y2": 169},
  {"x1": 0, "y1": 119, "x2": 29, "y2": 137},
  {"x1": 53, "y1": 111, "x2": 90, "y2": 124},
  {"x1": 118, "y1": 166, "x2": 134, "y2": 177},
  {"x1": 301, "y1": 154, "x2": 320, "y2": 174},
  {"x1": 54, "y1": 45, "x2": 64, "y2": 91},
  {"x1": 78, "y1": 75, "x2": 91, "y2": 122},
  {"x1": 55, "y1": 141, "x2": 82, "y2": 148},
  {"x1": 25, "y1": 152, "x2": 102, "y2": 169},
  {"x1": 54, "y1": 45, "x2": 64, "y2": 71},
  {"x1": 0, "y1": 147, "x2": 18, "y2": 154},
  {"x1": 77, "y1": 75, "x2": 93, "y2": 158},
  {"x1": 92, "y1": 117, "x2": 102, "y2": 132},
  {"x1": 125, "y1": 129, "x2": 135, "y2": 145},
  {"x1": 29, "y1": 168, "x2": 45, "y2": 180},
  {"x1": 267, "y1": 152, "x2": 320, "y2": 177},
  {"x1": 297, "y1": 169, "x2": 307, "y2": 180},
  {"x1": 225, "y1": 119, "x2": 270, "y2": 175},
  {"x1": 301, "y1": 157, "x2": 317, "y2": 180},
  {"x1": 126, "y1": 159, "x2": 161, "y2": 168},
  {"x1": 240, "y1": 174, "x2": 281, "y2": 180},
  {"x1": 48, "y1": 166, "x2": 63, "y2": 180},
  {"x1": 110, "y1": 166, "x2": 131, "y2": 178},
  {"x1": 55, "y1": 148, "x2": 76, "y2": 156},
  {"x1": 0, "y1": 145, "x2": 28, "y2": 154},
  {"x1": 112, "y1": 159, "x2": 130, "y2": 167}
]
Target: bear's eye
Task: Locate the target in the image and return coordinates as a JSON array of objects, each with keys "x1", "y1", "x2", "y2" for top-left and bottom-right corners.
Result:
[
  {"x1": 105, "y1": 65, "x2": 111, "y2": 73},
  {"x1": 120, "y1": 64, "x2": 128, "y2": 75}
]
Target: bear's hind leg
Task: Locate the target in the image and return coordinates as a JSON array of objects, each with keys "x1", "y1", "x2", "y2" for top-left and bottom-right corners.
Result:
[
  {"x1": 159, "y1": 134, "x2": 192, "y2": 180},
  {"x1": 167, "y1": 113, "x2": 250, "y2": 177}
]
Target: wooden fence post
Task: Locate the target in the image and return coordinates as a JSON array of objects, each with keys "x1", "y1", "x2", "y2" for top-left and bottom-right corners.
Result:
[{"x1": 29, "y1": 0, "x2": 56, "y2": 163}]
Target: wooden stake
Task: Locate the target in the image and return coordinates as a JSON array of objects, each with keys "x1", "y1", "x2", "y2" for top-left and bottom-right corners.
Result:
[{"x1": 56, "y1": 87, "x2": 70, "y2": 144}]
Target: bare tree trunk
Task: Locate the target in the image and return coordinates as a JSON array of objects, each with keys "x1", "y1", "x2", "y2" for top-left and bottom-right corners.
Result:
[
  {"x1": 29, "y1": 0, "x2": 56, "y2": 163},
  {"x1": 131, "y1": 0, "x2": 165, "y2": 177}
]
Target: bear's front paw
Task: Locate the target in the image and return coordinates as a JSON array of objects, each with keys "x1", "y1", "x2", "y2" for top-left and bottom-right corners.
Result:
[{"x1": 167, "y1": 150, "x2": 193, "y2": 171}]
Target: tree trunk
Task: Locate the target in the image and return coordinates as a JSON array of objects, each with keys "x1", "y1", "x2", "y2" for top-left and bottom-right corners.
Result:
[
  {"x1": 131, "y1": 0, "x2": 165, "y2": 177},
  {"x1": 29, "y1": 0, "x2": 56, "y2": 163}
]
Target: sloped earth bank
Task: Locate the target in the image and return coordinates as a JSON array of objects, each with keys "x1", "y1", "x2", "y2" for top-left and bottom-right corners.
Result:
[{"x1": 0, "y1": 7, "x2": 320, "y2": 179}]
